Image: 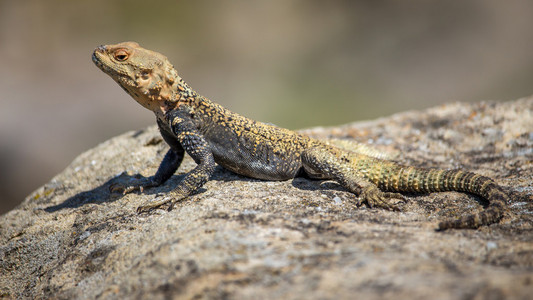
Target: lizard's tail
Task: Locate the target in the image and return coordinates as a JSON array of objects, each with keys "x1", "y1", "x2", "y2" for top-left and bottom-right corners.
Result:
[
  {"x1": 380, "y1": 166, "x2": 508, "y2": 230},
  {"x1": 434, "y1": 171, "x2": 507, "y2": 230}
]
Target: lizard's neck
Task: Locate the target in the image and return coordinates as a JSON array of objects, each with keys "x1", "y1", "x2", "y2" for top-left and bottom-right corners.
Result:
[
  {"x1": 129, "y1": 66, "x2": 202, "y2": 119},
  {"x1": 152, "y1": 75, "x2": 214, "y2": 119}
]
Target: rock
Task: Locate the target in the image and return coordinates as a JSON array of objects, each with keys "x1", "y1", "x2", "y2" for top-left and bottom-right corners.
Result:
[{"x1": 1, "y1": 98, "x2": 532, "y2": 299}]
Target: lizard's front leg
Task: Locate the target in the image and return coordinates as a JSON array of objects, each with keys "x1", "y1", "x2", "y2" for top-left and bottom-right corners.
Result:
[
  {"x1": 136, "y1": 108, "x2": 216, "y2": 213},
  {"x1": 110, "y1": 148, "x2": 183, "y2": 194},
  {"x1": 301, "y1": 146, "x2": 406, "y2": 211}
]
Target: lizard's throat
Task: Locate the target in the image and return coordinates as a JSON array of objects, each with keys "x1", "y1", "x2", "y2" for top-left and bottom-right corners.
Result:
[{"x1": 120, "y1": 80, "x2": 180, "y2": 115}]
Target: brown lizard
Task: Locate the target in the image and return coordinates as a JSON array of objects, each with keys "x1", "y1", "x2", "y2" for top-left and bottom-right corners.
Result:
[{"x1": 92, "y1": 41, "x2": 508, "y2": 230}]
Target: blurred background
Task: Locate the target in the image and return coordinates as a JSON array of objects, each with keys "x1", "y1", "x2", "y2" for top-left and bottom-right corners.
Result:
[{"x1": 1, "y1": 0, "x2": 533, "y2": 214}]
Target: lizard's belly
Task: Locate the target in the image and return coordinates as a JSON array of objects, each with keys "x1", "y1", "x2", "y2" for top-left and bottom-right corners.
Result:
[
  {"x1": 200, "y1": 113, "x2": 311, "y2": 180},
  {"x1": 208, "y1": 139, "x2": 303, "y2": 180}
]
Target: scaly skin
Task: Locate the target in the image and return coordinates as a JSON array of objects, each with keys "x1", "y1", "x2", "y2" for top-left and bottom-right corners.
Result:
[{"x1": 92, "y1": 42, "x2": 508, "y2": 230}]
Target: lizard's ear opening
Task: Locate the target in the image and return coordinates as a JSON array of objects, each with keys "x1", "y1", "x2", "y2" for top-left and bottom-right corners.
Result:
[
  {"x1": 135, "y1": 68, "x2": 174, "y2": 102},
  {"x1": 136, "y1": 69, "x2": 158, "y2": 98}
]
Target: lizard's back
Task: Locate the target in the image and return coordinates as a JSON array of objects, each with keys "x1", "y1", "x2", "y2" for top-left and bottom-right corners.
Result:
[{"x1": 191, "y1": 98, "x2": 320, "y2": 180}]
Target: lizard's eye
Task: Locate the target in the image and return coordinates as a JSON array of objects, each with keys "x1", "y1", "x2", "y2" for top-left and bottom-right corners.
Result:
[{"x1": 114, "y1": 49, "x2": 129, "y2": 61}]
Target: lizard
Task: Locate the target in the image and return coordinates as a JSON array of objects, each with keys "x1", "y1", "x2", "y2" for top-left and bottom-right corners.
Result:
[{"x1": 92, "y1": 41, "x2": 508, "y2": 230}]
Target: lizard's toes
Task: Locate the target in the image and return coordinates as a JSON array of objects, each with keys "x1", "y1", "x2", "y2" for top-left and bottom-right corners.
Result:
[
  {"x1": 109, "y1": 183, "x2": 127, "y2": 194},
  {"x1": 383, "y1": 193, "x2": 407, "y2": 211},
  {"x1": 352, "y1": 197, "x2": 364, "y2": 208},
  {"x1": 386, "y1": 192, "x2": 407, "y2": 202},
  {"x1": 375, "y1": 197, "x2": 401, "y2": 211},
  {"x1": 360, "y1": 188, "x2": 406, "y2": 211},
  {"x1": 136, "y1": 196, "x2": 172, "y2": 213},
  {"x1": 110, "y1": 183, "x2": 143, "y2": 195},
  {"x1": 384, "y1": 192, "x2": 408, "y2": 205}
]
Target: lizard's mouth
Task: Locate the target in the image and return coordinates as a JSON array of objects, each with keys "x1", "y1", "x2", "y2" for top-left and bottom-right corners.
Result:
[
  {"x1": 92, "y1": 49, "x2": 105, "y2": 70},
  {"x1": 92, "y1": 46, "x2": 112, "y2": 72},
  {"x1": 92, "y1": 52, "x2": 101, "y2": 67}
]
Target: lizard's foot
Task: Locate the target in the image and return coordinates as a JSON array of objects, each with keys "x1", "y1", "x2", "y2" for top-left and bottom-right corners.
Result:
[
  {"x1": 136, "y1": 195, "x2": 173, "y2": 213},
  {"x1": 109, "y1": 174, "x2": 157, "y2": 195},
  {"x1": 356, "y1": 186, "x2": 406, "y2": 211}
]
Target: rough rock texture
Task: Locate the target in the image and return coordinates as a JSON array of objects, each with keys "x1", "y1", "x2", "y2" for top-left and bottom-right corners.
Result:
[{"x1": 1, "y1": 98, "x2": 532, "y2": 299}]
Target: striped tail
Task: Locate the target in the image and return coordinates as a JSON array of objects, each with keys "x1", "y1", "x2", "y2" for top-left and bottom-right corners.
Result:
[{"x1": 375, "y1": 165, "x2": 508, "y2": 230}]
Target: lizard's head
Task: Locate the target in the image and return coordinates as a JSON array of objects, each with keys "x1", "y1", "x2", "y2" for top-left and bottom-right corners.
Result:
[{"x1": 92, "y1": 41, "x2": 183, "y2": 115}]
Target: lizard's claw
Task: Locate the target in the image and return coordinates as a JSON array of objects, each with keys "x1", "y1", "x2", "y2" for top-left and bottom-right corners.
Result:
[
  {"x1": 136, "y1": 196, "x2": 173, "y2": 213},
  {"x1": 357, "y1": 186, "x2": 407, "y2": 211},
  {"x1": 109, "y1": 176, "x2": 155, "y2": 195},
  {"x1": 109, "y1": 183, "x2": 143, "y2": 195}
]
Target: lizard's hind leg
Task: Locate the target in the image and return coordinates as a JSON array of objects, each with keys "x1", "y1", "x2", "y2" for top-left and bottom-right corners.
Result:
[
  {"x1": 301, "y1": 146, "x2": 406, "y2": 211},
  {"x1": 323, "y1": 138, "x2": 397, "y2": 160}
]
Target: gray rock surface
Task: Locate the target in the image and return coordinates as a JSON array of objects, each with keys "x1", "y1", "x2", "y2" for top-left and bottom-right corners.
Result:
[{"x1": 1, "y1": 98, "x2": 532, "y2": 299}]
